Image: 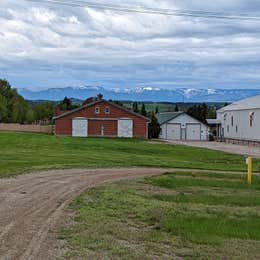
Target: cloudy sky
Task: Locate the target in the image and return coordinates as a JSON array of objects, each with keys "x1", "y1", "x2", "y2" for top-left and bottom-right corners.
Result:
[{"x1": 1, "y1": 0, "x2": 260, "y2": 90}]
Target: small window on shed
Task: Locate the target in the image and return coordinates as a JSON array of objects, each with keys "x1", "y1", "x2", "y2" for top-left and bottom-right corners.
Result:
[
  {"x1": 95, "y1": 107, "x2": 100, "y2": 114},
  {"x1": 105, "y1": 106, "x2": 110, "y2": 114},
  {"x1": 231, "y1": 116, "x2": 234, "y2": 126},
  {"x1": 227, "y1": 125, "x2": 229, "y2": 132},
  {"x1": 236, "y1": 125, "x2": 238, "y2": 133}
]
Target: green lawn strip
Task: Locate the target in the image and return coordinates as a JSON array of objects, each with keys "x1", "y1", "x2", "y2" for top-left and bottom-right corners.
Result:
[
  {"x1": 148, "y1": 173, "x2": 260, "y2": 190},
  {"x1": 1, "y1": 132, "x2": 260, "y2": 177},
  {"x1": 152, "y1": 193, "x2": 260, "y2": 207},
  {"x1": 61, "y1": 172, "x2": 260, "y2": 259},
  {"x1": 172, "y1": 171, "x2": 247, "y2": 180},
  {"x1": 160, "y1": 214, "x2": 260, "y2": 244}
]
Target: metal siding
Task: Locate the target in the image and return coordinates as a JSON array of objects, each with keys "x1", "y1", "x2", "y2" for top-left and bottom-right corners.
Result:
[
  {"x1": 217, "y1": 108, "x2": 260, "y2": 141},
  {"x1": 166, "y1": 123, "x2": 181, "y2": 140},
  {"x1": 186, "y1": 123, "x2": 201, "y2": 140}
]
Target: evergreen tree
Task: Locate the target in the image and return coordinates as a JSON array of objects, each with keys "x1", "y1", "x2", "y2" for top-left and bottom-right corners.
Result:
[
  {"x1": 58, "y1": 96, "x2": 73, "y2": 110},
  {"x1": 201, "y1": 103, "x2": 208, "y2": 123},
  {"x1": 187, "y1": 103, "x2": 211, "y2": 123},
  {"x1": 148, "y1": 111, "x2": 160, "y2": 138},
  {"x1": 141, "y1": 103, "x2": 147, "y2": 116},
  {"x1": 132, "y1": 102, "x2": 139, "y2": 112},
  {"x1": 174, "y1": 105, "x2": 179, "y2": 112},
  {"x1": 155, "y1": 106, "x2": 159, "y2": 114}
]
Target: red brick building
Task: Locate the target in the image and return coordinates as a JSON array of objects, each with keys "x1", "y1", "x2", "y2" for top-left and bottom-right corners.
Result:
[{"x1": 53, "y1": 97, "x2": 150, "y2": 138}]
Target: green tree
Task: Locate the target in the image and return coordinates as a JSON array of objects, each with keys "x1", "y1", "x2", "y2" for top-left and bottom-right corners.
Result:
[
  {"x1": 0, "y1": 79, "x2": 30, "y2": 123},
  {"x1": 155, "y1": 106, "x2": 159, "y2": 114},
  {"x1": 174, "y1": 105, "x2": 179, "y2": 112},
  {"x1": 187, "y1": 103, "x2": 212, "y2": 124},
  {"x1": 141, "y1": 103, "x2": 147, "y2": 116},
  {"x1": 148, "y1": 111, "x2": 160, "y2": 138},
  {"x1": 11, "y1": 95, "x2": 29, "y2": 123},
  {"x1": 58, "y1": 96, "x2": 73, "y2": 110},
  {"x1": 33, "y1": 102, "x2": 55, "y2": 121},
  {"x1": 25, "y1": 109, "x2": 36, "y2": 123},
  {"x1": 0, "y1": 94, "x2": 8, "y2": 122},
  {"x1": 132, "y1": 102, "x2": 139, "y2": 112}
]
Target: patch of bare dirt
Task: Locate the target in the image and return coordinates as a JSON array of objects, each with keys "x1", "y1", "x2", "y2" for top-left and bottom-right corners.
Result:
[{"x1": 0, "y1": 168, "x2": 167, "y2": 259}]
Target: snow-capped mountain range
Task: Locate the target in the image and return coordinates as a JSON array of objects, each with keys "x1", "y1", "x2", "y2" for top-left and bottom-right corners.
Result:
[{"x1": 18, "y1": 86, "x2": 260, "y2": 103}]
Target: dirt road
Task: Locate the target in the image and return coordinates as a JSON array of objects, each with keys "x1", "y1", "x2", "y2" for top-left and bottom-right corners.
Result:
[{"x1": 0, "y1": 168, "x2": 167, "y2": 260}]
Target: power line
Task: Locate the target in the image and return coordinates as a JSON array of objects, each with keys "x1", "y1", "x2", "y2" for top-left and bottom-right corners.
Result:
[{"x1": 24, "y1": 0, "x2": 260, "y2": 21}]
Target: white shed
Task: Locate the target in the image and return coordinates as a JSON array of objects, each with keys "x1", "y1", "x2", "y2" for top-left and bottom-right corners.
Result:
[
  {"x1": 217, "y1": 95, "x2": 260, "y2": 144},
  {"x1": 157, "y1": 112, "x2": 208, "y2": 141}
]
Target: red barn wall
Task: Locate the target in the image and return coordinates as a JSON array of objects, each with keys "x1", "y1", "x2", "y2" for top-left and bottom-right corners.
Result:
[{"x1": 55, "y1": 101, "x2": 148, "y2": 138}]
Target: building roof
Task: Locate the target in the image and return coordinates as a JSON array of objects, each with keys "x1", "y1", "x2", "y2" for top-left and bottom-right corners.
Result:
[
  {"x1": 156, "y1": 112, "x2": 184, "y2": 125},
  {"x1": 206, "y1": 119, "x2": 221, "y2": 125},
  {"x1": 218, "y1": 95, "x2": 260, "y2": 112},
  {"x1": 53, "y1": 99, "x2": 150, "y2": 121}
]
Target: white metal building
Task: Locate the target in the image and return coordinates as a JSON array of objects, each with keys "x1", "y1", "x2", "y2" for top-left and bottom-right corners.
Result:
[
  {"x1": 157, "y1": 112, "x2": 208, "y2": 141},
  {"x1": 217, "y1": 95, "x2": 260, "y2": 144}
]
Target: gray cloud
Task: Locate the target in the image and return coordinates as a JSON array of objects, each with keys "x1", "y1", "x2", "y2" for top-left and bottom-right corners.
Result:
[{"x1": 1, "y1": 0, "x2": 260, "y2": 89}]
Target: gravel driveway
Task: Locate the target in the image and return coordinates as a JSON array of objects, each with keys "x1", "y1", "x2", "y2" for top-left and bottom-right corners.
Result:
[
  {"x1": 167, "y1": 141, "x2": 260, "y2": 158},
  {"x1": 0, "y1": 168, "x2": 167, "y2": 259}
]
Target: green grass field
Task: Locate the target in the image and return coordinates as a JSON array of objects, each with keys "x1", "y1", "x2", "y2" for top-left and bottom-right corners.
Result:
[
  {"x1": 0, "y1": 132, "x2": 259, "y2": 177},
  {"x1": 61, "y1": 171, "x2": 260, "y2": 259},
  {"x1": 1, "y1": 132, "x2": 260, "y2": 258}
]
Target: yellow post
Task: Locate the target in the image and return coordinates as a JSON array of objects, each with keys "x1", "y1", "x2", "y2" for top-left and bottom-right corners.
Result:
[{"x1": 247, "y1": 157, "x2": 252, "y2": 185}]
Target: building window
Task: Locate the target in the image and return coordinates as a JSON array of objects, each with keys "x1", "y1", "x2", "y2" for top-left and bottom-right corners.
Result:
[
  {"x1": 95, "y1": 107, "x2": 100, "y2": 114},
  {"x1": 227, "y1": 125, "x2": 229, "y2": 133},
  {"x1": 231, "y1": 116, "x2": 234, "y2": 126},
  {"x1": 236, "y1": 125, "x2": 238, "y2": 133},
  {"x1": 250, "y1": 112, "x2": 254, "y2": 127},
  {"x1": 224, "y1": 113, "x2": 227, "y2": 121},
  {"x1": 105, "y1": 107, "x2": 110, "y2": 114}
]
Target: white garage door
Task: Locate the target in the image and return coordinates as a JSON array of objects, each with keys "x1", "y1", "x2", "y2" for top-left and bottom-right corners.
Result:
[
  {"x1": 166, "y1": 124, "x2": 181, "y2": 140},
  {"x1": 118, "y1": 119, "x2": 133, "y2": 138},
  {"x1": 186, "y1": 124, "x2": 201, "y2": 140},
  {"x1": 72, "y1": 118, "x2": 88, "y2": 137}
]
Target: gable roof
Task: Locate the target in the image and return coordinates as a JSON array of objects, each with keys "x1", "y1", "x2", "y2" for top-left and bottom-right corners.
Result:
[
  {"x1": 156, "y1": 111, "x2": 208, "y2": 127},
  {"x1": 53, "y1": 99, "x2": 150, "y2": 121},
  {"x1": 156, "y1": 112, "x2": 184, "y2": 125},
  {"x1": 218, "y1": 95, "x2": 260, "y2": 112}
]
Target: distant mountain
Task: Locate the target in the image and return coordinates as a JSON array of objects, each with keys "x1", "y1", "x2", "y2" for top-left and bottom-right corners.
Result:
[{"x1": 18, "y1": 86, "x2": 260, "y2": 103}]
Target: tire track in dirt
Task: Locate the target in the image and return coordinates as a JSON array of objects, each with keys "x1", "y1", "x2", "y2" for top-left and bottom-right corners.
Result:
[{"x1": 0, "y1": 168, "x2": 167, "y2": 259}]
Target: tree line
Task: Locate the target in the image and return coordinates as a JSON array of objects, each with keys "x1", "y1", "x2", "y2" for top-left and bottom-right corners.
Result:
[
  {"x1": 0, "y1": 79, "x2": 54, "y2": 124},
  {"x1": 186, "y1": 103, "x2": 216, "y2": 124}
]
